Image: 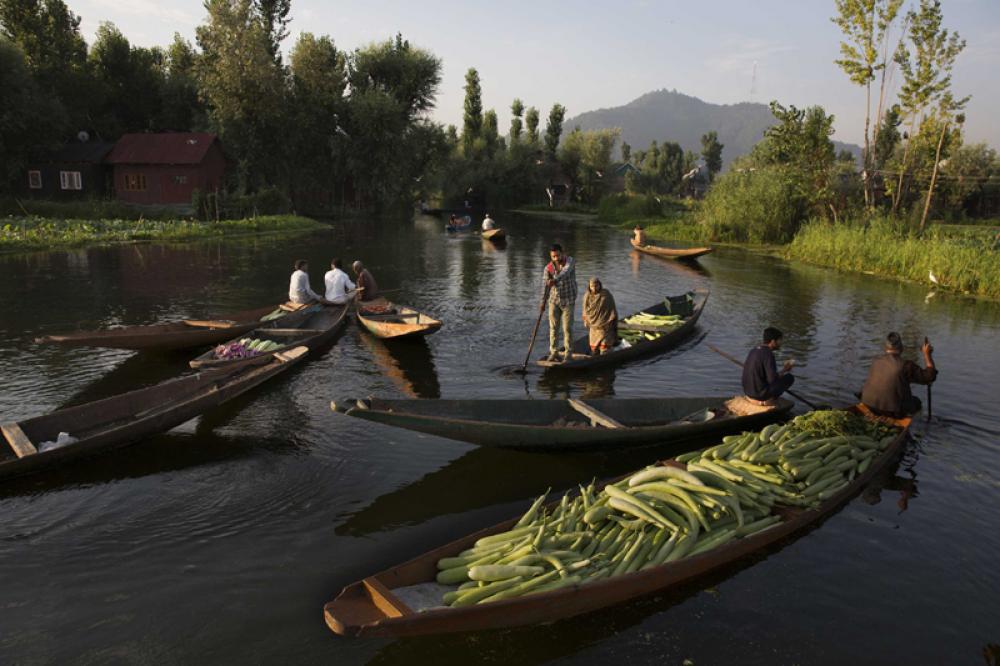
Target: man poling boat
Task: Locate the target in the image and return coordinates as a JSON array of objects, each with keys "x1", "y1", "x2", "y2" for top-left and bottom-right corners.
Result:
[
  {"x1": 541, "y1": 243, "x2": 578, "y2": 362},
  {"x1": 860, "y1": 332, "x2": 938, "y2": 419}
]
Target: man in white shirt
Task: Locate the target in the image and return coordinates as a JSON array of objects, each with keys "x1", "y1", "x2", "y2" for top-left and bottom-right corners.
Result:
[
  {"x1": 288, "y1": 259, "x2": 324, "y2": 304},
  {"x1": 324, "y1": 257, "x2": 357, "y2": 305},
  {"x1": 482, "y1": 213, "x2": 496, "y2": 231}
]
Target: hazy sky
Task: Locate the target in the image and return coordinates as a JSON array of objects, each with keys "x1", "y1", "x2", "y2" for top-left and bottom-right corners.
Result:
[{"x1": 70, "y1": 0, "x2": 1000, "y2": 147}]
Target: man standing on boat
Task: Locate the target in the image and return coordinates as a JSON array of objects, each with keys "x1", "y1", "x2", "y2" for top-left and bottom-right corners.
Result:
[
  {"x1": 324, "y1": 258, "x2": 356, "y2": 305},
  {"x1": 543, "y1": 244, "x2": 578, "y2": 361},
  {"x1": 582, "y1": 277, "x2": 618, "y2": 355},
  {"x1": 742, "y1": 327, "x2": 795, "y2": 403},
  {"x1": 860, "y1": 332, "x2": 937, "y2": 417},
  {"x1": 288, "y1": 259, "x2": 325, "y2": 305},
  {"x1": 352, "y1": 261, "x2": 379, "y2": 302}
]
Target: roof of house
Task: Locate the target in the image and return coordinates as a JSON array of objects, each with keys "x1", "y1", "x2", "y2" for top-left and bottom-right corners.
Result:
[
  {"x1": 42, "y1": 141, "x2": 116, "y2": 164},
  {"x1": 610, "y1": 162, "x2": 640, "y2": 177},
  {"x1": 105, "y1": 132, "x2": 220, "y2": 165}
]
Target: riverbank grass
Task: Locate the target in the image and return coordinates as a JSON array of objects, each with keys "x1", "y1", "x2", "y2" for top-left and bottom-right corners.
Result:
[{"x1": 0, "y1": 215, "x2": 327, "y2": 253}]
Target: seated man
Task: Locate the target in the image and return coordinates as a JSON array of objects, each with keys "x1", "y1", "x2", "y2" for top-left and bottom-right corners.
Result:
[
  {"x1": 742, "y1": 327, "x2": 795, "y2": 403},
  {"x1": 482, "y1": 213, "x2": 496, "y2": 231},
  {"x1": 633, "y1": 225, "x2": 647, "y2": 247},
  {"x1": 861, "y1": 332, "x2": 937, "y2": 417},
  {"x1": 324, "y1": 257, "x2": 356, "y2": 305},
  {"x1": 288, "y1": 259, "x2": 323, "y2": 305},
  {"x1": 352, "y1": 260, "x2": 379, "y2": 302},
  {"x1": 582, "y1": 277, "x2": 617, "y2": 355}
]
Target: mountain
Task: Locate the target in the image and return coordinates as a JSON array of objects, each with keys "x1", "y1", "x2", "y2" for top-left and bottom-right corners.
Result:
[{"x1": 564, "y1": 89, "x2": 860, "y2": 167}]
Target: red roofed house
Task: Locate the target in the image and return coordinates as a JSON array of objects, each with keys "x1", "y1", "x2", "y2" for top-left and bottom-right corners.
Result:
[{"x1": 105, "y1": 132, "x2": 225, "y2": 207}]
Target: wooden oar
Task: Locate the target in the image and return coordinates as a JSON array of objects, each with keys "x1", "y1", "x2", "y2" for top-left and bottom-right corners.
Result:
[
  {"x1": 706, "y1": 343, "x2": 824, "y2": 411},
  {"x1": 924, "y1": 336, "x2": 932, "y2": 421},
  {"x1": 519, "y1": 286, "x2": 551, "y2": 373}
]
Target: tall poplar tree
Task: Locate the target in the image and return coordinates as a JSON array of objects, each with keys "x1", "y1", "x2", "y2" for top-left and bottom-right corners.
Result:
[
  {"x1": 700, "y1": 131, "x2": 723, "y2": 181},
  {"x1": 509, "y1": 98, "x2": 524, "y2": 142},
  {"x1": 525, "y1": 106, "x2": 540, "y2": 145},
  {"x1": 461, "y1": 68, "x2": 482, "y2": 157},
  {"x1": 544, "y1": 103, "x2": 566, "y2": 159}
]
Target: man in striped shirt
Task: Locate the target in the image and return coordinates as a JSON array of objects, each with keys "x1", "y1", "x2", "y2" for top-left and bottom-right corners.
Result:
[{"x1": 542, "y1": 244, "x2": 578, "y2": 361}]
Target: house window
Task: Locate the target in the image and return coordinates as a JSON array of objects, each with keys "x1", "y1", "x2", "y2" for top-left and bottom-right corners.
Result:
[
  {"x1": 59, "y1": 171, "x2": 82, "y2": 190},
  {"x1": 124, "y1": 173, "x2": 147, "y2": 191},
  {"x1": 28, "y1": 171, "x2": 42, "y2": 189},
  {"x1": 172, "y1": 175, "x2": 188, "y2": 185}
]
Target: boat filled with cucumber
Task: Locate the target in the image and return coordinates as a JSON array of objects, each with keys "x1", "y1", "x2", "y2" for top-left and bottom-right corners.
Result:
[{"x1": 323, "y1": 407, "x2": 910, "y2": 636}]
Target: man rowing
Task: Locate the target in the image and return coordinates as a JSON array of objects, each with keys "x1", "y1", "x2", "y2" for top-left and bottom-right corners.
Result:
[
  {"x1": 542, "y1": 243, "x2": 578, "y2": 362},
  {"x1": 324, "y1": 258, "x2": 357, "y2": 305},
  {"x1": 860, "y1": 332, "x2": 937, "y2": 417},
  {"x1": 632, "y1": 225, "x2": 647, "y2": 247},
  {"x1": 288, "y1": 259, "x2": 325, "y2": 305},
  {"x1": 741, "y1": 327, "x2": 795, "y2": 404},
  {"x1": 482, "y1": 213, "x2": 496, "y2": 231},
  {"x1": 582, "y1": 277, "x2": 617, "y2": 355},
  {"x1": 352, "y1": 261, "x2": 379, "y2": 302}
]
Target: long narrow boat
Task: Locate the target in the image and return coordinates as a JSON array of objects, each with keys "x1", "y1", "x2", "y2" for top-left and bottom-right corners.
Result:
[
  {"x1": 482, "y1": 228, "x2": 506, "y2": 241},
  {"x1": 631, "y1": 238, "x2": 713, "y2": 260},
  {"x1": 34, "y1": 302, "x2": 315, "y2": 351},
  {"x1": 323, "y1": 407, "x2": 910, "y2": 637},
  {"x1": 357, "y1": 300, "x2": 442, "y2": 340},
  {"x1": 188, "y1": 304, "x2": 347, "y2": 370},
  {"x1": 537, "y1": 289, "x2": 707, "y2": 371},
  {"x1": 330, "y1": 396, "x2": 793, "y2": 451},
  {"x1": 446, "y1": 216, "x2": 472, "y2": 232},
  {"x1": 0, "y1": 347, "x2": 309, "y2": 481}
]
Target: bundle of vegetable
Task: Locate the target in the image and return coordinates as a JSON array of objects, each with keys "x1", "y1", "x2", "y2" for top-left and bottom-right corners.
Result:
[
  {"x1": 433, "y1": 410, "x2": 902, "y2": 607},
  {"x1": 621, "y1": 312, "x2": 683, "y2": 329},
  {"x1": 260, "y1": 309, "x2": 285, "y2": 322},
  {"x1": 675, "y1": 411, "x2": 900, "y2": 510},
  {"x1": 212, "y1": 337, "x2": 284, "y2": 359},
  {"x1": 619, "y1": 330, "x2": 661, "y2": 343}
]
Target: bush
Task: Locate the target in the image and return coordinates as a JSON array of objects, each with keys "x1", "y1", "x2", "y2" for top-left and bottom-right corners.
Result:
[
  {"x1": 700, "y1": 166, "x2": 809, "y2": 243},
  {"x1": 196, "y1": 187, "x2": 293, "y2": 221},
  {"x1": 597, "y1": 193, "x2": 663, "y2": 223}
]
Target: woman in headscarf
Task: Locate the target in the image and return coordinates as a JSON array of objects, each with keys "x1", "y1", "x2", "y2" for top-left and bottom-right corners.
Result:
[{"x1": 582, "y1": 277, "x2": 618, "y2": 355}]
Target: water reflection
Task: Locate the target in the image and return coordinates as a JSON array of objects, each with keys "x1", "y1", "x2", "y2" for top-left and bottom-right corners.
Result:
[{"x1": 358, "y1": 332, "x2": 442, "y2": 399}]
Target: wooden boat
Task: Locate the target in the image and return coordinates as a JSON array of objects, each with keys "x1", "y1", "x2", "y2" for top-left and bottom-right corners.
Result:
[
  {"x1": 357, "y1": 299, "x2": 442, "y2": 340},
  {"x1": 322, "y1": 407, "x2": 911, "y2": 637},
  {"x1": 537, "y1": 289, "x2": 708, "y2": 371},
  {"x1": 0, "y1": 347, "x2": 310, "y2": 480},
  {"x1": 34, "y1": 302, "x2": 315, "y2": 351},
  {"x1": 482, "y1": 228, "x2": 506, "y2": 241},
  {"x1": 331, "y1": 396, "x2": 793, "y2": 451},
  {"x1": 445, "y1": 215, "x2": 472, "y2": 232},
  {"x1": 631, "y1": 238, "x2": 713, "y2": 260},
  {"x1": 188, "y1": 304, "x2": 347, "y2": 369}
]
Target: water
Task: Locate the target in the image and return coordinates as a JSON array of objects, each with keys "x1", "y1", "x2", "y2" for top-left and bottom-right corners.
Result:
[{"x1": 1, "y1": 214, "x2": 998, "y2": 664}]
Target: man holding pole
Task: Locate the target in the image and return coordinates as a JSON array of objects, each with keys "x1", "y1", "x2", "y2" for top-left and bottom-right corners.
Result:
[
  {"x1": 860, "y1": 332, "x2": 937, "y2": 418},
  {"x1": 542, "y1": 244, "x2": 578, "y2": 362}
]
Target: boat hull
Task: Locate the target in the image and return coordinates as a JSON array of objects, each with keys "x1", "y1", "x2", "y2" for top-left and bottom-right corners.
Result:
[
  {"x1": 631, "y1": 239, "x2": 713, "y2": 260},
  {"x1": 357, "y1": 300, "x2": 442, "y2": 340}
]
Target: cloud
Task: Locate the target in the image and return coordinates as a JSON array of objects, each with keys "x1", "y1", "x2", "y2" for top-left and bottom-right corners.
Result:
[
  {"x1": 706, "y1": 38, "x2": 796, "y2": 74},
  {"x1": 89, "y1": 0, "x2": 197, "y2": 26}
]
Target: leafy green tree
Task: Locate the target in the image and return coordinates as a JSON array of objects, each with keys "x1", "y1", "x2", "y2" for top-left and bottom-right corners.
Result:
[
  {"x1": 461, "y1": 68, "x2": 482, "y2": 157},
  {"x1": 254, "y1": 0, "x2": 289, "y2": 63},
  {"x1": 158, "y1": 33, "x2": 205, "y2": 131},
  {"x1": 544, "y1": 103, "x2": 566, "y2": 158},
  {"x1": 482, "y1": 109, "x2": 499, "y2": 159},
  {"x1": 919, "y1": 95, "x2": 966, "y2": 230},
  {"x1": 0, "y1": 37, "x2": 65, "y2": 192},
  {"x1": 525, "y1": 106, "x2": 540, "y2": 145},
  {"x1": 88, "y1": 22, "x2": 166, "y2": 136},
  {"x1": 873, "y1": 104, "x2": 901, "y2": 171},
  {"x1": 509, "y1": 98, "x2": 524, "y2": 142},
  {"x1": 621, "y1": 141, "x2": 631, "y2": 164},
  {"x1": 832, "y1": 0, "x2": 904, "y2": 207},
  {"x1": 700, "y1": 131, "x2": 723, "y2": 181},
  {"x1": 656, "y1": 141, "x2": 685, "y2": 194},
  {"x1": 938, "y1": 142, "x2": 997, "y2": 216},
  {"x1": 891, "y1": 0, "x2": 966, "y2": 214}
]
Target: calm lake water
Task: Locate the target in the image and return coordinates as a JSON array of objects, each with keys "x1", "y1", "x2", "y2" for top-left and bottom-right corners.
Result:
[{"x1": 1, "y1": 213, "x2": 998, "y2": 664}]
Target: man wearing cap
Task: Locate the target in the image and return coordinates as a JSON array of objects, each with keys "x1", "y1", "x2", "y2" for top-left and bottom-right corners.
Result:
[{"x1": 861, "y1": 333, "x2": 937, "y2": 417}]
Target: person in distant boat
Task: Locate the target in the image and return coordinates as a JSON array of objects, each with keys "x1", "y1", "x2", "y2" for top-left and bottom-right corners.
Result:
[
  {"x1": 288, "y1": 259, "x2": 325, "y2": 305},
  {"x1": 482, "y1": 214, "x2": 496, "y2": 231},
  {"x1": 860, "y1": 332, "x2": 937, "y2": 418},
  {"x1": 352, "y1": 260, "x2": 379, "y2": 302},
  {"x1": 742, "y1": 327, "x2": 795, "y2": 403},
  {"x1": 542, "y1": 243, "x2": 578, "y2": 361},
  {"x1": 633, "y1": 225, "x2": 648, "y2": 247},
  {"x1": 324, "y1": 257, "x2": 356, "y2": 305},
  {"x1": 582, "y1": 277, "x2": 618, "y2": 355}
]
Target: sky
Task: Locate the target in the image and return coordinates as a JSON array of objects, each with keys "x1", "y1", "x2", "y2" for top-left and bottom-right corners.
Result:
[{"x1": 69, "y1": 0, "x2": 1000, "y2": 148}]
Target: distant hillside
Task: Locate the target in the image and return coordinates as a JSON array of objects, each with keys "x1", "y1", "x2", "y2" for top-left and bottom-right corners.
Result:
[{"x1": 565, "y1": 89, "x2": 860, "y2": 168}]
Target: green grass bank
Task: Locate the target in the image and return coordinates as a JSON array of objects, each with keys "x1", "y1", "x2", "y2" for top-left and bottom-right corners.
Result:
[{"x1": 0, "y1": 215, "x2": 327, "y2": 254}]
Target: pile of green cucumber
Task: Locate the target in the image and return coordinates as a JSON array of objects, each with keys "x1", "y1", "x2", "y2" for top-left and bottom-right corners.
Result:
[{"x1": 433, "y1": 411, "x2": 901, "y2": 607}]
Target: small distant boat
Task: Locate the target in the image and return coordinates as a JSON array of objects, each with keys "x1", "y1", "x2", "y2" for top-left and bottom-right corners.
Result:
[
  {"x1": 482, "y1": 228, "x2": 506, "y2": 241},
  {"x1": 357, "y1": 299, "x2": 442, "y2": 340},
  {"x1": 538, "y1": 289, "x2": 708, "y2": 371},
  {"x1": 34, "y1": 303, "x2": 314, "y2": 351},
  {"x1": 446, "y1": 216, "x2": 472, "y2": 232},
  {"x1": 631, "y1": 238, "x2": 713, "y2": 260},
  {"x1": 188, "y1": 304, "x2": 348, "y2": 369},
  {"x1": 331, "y1": 395, "x2": 793, "y2": 451},
  {"x1": 0, "y1": 347, "x2": 310, "y2": 481}
]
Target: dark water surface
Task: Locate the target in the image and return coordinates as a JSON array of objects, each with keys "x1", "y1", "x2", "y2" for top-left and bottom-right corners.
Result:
[{"x1": 1, "y1": 214, "x2": 998, "y2": 664}]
